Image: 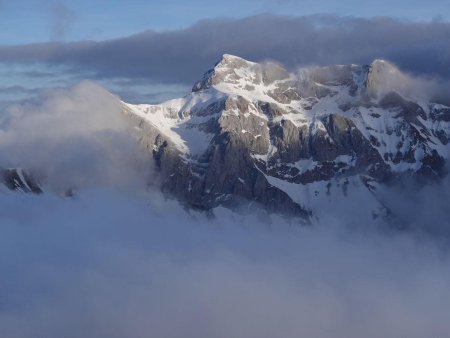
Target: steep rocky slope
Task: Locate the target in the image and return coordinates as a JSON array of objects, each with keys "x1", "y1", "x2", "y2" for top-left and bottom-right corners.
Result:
[
  {"x1": 2, "y1": 55, "x2": 449, "y2": 224},
  {"x1": 120, "y1": 55, "x2": 449, "y2": 222}
]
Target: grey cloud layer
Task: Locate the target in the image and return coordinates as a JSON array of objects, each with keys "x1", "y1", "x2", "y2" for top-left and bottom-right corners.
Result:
[
  {"x1": 1, "y1": 15, "x2": 449, "y2": 85},
  {"x1": 1, "y1": 186, "x2": 450, "y2": 338}
]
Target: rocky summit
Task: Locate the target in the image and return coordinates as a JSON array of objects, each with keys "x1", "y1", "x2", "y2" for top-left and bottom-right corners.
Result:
[
  {"x1": 119, "y1": 54, "x2": 449, "y2": 223},
  {"x1": 3, "y1": 55, "x2": 449, "y2": 224}
]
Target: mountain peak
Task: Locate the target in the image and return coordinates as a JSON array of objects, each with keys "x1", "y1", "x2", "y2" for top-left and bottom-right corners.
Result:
[
  {"x1": 220, "y1": 53, "x2": 247, "y2": 63},
  {"x1": 11, "y1": 54, "x2": 449, "y2": 222},
  {"x1": 370, "y1": 59, "x2": 398, "y2": 73},
  {"x1": 124, "y1": 49, "x2": 450, "y2": 219},
  {"x1": 192, "y1": 54, "x2": 292, "y2": 94},
  {"x1": 192, "y1": 54, "x2": 259, "y2": 92},
  {"x1": 366, "y1": 59, "x2": 403, "y2": 98},
  {"x1": 213, "y1": 54, "x2": 255, "y2": 73}
]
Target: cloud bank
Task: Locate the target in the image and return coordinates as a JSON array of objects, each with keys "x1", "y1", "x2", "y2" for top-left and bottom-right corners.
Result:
[
  {"x1": 0, "y1": 15, "x2": 449, "y2": 86},
  {"x1": 0, "y1": 188, "x2": 450, "y2": 338}
]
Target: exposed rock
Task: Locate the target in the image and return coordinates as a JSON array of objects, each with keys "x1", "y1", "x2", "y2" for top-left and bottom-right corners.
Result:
[
  {"x1": 0, "y1": 168, "x2": 42, "y2": 193},
  {"x1": 122, "y1": 55, "x2": 449, "y2": 220},
  {"x1": 4, "y1": 54, "x2": 448, "y2": 224}
]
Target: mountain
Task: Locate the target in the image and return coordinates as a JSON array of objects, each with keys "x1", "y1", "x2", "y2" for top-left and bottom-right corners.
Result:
[{"x1": 2, "y1": 55, "x2": 449, "y2": 224}]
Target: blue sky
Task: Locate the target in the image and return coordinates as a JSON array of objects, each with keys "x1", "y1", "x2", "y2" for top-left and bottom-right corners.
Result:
[
  {"x1": 0, "y1": 0, "x2": 449, "y2": 104},
  {"x1": 1, "y1": 0, "x2": 449, "y2": 44}
]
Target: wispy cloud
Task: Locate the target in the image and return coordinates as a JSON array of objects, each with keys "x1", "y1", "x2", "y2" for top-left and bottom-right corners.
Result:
[
  {"x1": 0, "y1": 81, "x2": 152, "y2": 192},
  {"x1": 48, "y1": 2, "x2": 77, "y2": 41}
]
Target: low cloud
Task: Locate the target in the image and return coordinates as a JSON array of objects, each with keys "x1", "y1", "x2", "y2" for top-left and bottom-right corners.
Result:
[
  {"x1": 295, "y1": 59, "x2": 450, "y2": 105},
  {"x1": 0, "y1": 81, "x2": 152, "y2": 192},
  {"x1": 0, "y1": 188, "x2": 450, "y2": 338}
]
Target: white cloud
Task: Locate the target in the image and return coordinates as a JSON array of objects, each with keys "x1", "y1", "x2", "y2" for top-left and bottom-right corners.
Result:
[
  {"x1": 0, "y1": 81, "x2": 152, "y2": 192},
  {"x1": 0, "y1": 189, "x2": 449, "y2": 338}
]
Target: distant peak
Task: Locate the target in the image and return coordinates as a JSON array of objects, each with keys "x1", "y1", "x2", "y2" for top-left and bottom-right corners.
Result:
[
  {"x1": 192, "y1": 54, "x2": 258, "y2": 92},
  {"x1": 221, "y1": 54, "x2": 243, "y2": 61},
  {"x1": 214, "y1": 54, "x2": 255, "y2": 70},
  {"x1": 371, "y1": 58, "x2": 388, "y2": 64},
  {"x1": 366, "y1": 59, "x2": 403, "y2": 99},
  {"x1": 370, "y1": 59, "x2": 399, "y2": 72}
]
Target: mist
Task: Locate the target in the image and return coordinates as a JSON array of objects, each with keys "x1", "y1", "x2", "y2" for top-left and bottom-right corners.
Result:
[
  {"x1": 0, "y1": 75, "x2": 449, "y2": 337},
  {"x1": 364, "y1": 60, "x2": 450, "y2": 105},
  {"x1": 0, "y1": 81, "x2": 152, "y2": 192},
  {"x1": 0, "y1": 187, "x2": 450, "y2": 338}
]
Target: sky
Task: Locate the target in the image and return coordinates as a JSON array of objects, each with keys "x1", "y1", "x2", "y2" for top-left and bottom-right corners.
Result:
[
  {"x1": 1, "y1": 0, "x2": 450, "y2": 44},
  {"x1": 0, "y1": 2, "x2": 450, "y2": 337},
  {"x1": 0, "y1": 0, "x2": 449, "y2": 104},
  {"x1": 0, "y1": 14, "x2": 447, "y2": 104}
]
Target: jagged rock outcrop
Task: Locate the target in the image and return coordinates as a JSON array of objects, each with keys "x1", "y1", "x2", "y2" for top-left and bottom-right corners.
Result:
[
  {"x1": 120, "y1": 55, "x2": 449, "y2": 221},
  {"x1": 2, "y1": 55, "x2": 448, "y2": 224},
  {"x1": 0, "y1": 168, "x2": 42, "y2": 194}
]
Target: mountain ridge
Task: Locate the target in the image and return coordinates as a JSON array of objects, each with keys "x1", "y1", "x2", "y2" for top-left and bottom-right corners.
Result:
[
  {"x1": 2, "y1": 54, "x2": 449, "y2": 224},
  {"x1": 119, "y1": 54, "x2": 449, "y2": 223}
]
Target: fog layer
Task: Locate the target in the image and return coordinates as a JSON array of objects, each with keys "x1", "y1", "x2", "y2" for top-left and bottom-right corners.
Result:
[
  {"x1": 0, "y1": 77, "x2": 449, "y2": 337},
  {"x1": 1, "y1": 189, "x2": 450, "y2": 338}
]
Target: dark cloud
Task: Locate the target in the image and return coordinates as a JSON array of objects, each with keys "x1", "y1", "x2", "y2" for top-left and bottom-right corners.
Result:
[{"x1": 0, "y1": 15, "x2": 449, "y2": 86}]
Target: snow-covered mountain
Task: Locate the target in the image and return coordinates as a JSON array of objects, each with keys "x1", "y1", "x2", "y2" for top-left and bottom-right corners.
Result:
[{"x1": 2, "y1": 54, "x2": 449, "y2": 224}]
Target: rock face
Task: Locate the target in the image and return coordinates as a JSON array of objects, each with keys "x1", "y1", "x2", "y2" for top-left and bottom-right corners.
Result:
[
  {"x1": 121, "y1": 55, "x2": 449, "y2": 222},
  {"x1": 0, "y1": 168, "x2": 42, "y2": 194},
  {"x1": 2, "y1": 55, "x2": 449, "y2": 224}
]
